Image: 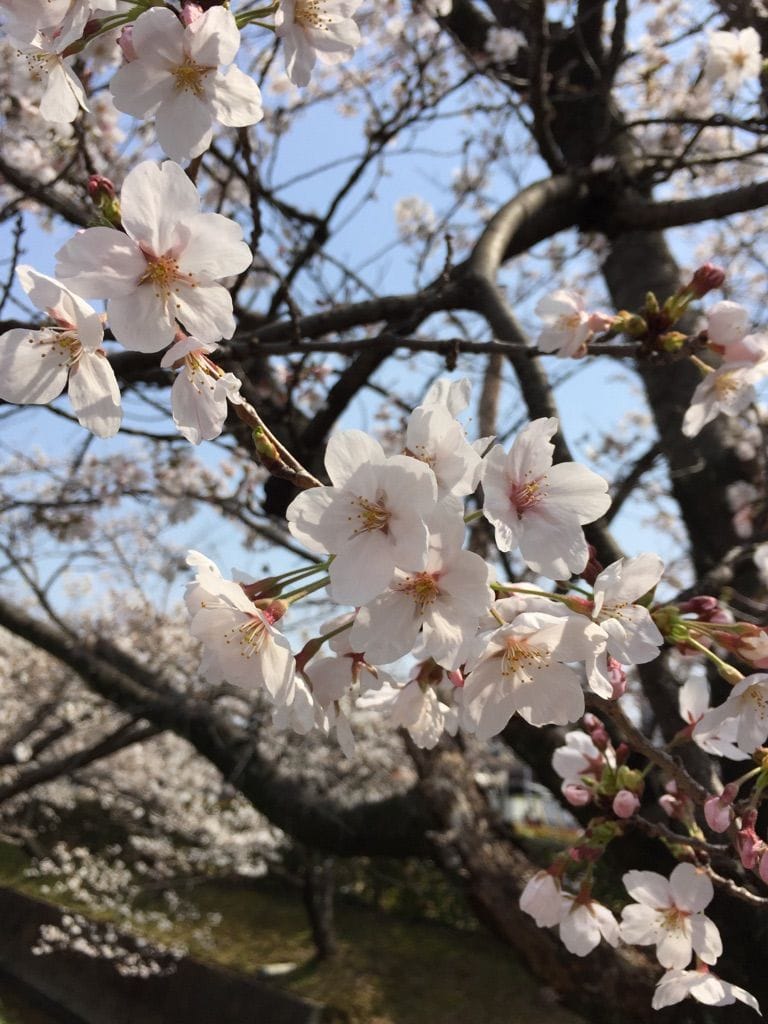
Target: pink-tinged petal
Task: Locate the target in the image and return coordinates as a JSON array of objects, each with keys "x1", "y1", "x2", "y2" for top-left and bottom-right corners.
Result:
[
  {"x1": 559, "y1": 903, "x2": 600, "y2": 956},
  {"x1": 67, "y1": 351, "x2": 122, "y2": 437},
  {"x1": 520, "y1": 872, "x2": 562, "y2": 927},
  {"x1": 170, "y1": 371, "x2": 227, "y2": 444},
  {"x1": 545, "y1": 461, "x2": 611, "y2": 522},
  {"x1": 690, "y1": 915, "x2": 722, "y2": 965},
  {"x1": 110, "y1": 59, "x2": 174, "y2": 118},
  {"x1": 187, "y1": 6, "x2": 240, "y2": 65},
  {"x1": 107, "y1": 288, "x2": 176, "y2": 352},
  {"x1": 324, "y1": 429, "x2": 385, "y2": 487},
  {"x1": 516, "y1": 662, "x2": 584, "y2": 727},
  {"x1": 177, "y1": 213, "x2": 252, "y2": 278},
  {"x1": 327, "y1": 532, "x2": 396, "y2": 605},
  {"x1": 656, "y1": 919, "x2": 693, "y2": 970},
  {"x1": 211, "y1": 66, "x2": 264, "y2": 127},
  {"x1": 596, "y1": 553, "x2": 665, "y2": 605},
  {"x1": 56, "y1": 229, "x2": 145, "y2": 299},
  {"x1": 132, "y1": 6, "x2": 185, "y2": 64},
  {"x1": 155, "y1": 90, "x2": 214, "y2": 162},
  {"x1": 16, "y1": 267, "x2": 103, "y2": 349},
  {"x1": 669, "y1": 863, "x2": 714, "y2": 914},
  {"x1": 350, "y1": 592, "x2": 420, "y2": 664},
  {"x1": 623, "y1": 869, "x2": 672, "y2": 908},
  {"x1": 707, "y1": 301, "x2": 749, "y2": 347},
  {"x1": 173, "y1": 280, "x2": 235, "y2": 342},
  {"x1": 0, "y1": 329, "x2": 69, "y2": 404},
  {"x1": 619, "y1": 903, "x2": 662, "y2": 945},
  {"x1": 506, "y1": 417, "x2": 558, "y2": 480},
  {"x1": 120, "y1": 161, "x2": 200, "y2": 256},
  {"x1": 257, "y1": 630, "x2": 296, "y2": 702},
  {"x1": 518, "y1": 507, "x2": 588, "y2": 579}
]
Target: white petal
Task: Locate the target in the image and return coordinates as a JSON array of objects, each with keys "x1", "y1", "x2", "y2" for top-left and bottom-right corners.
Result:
[{"x1": 67, "y1": 351, "x2": 122, "y2": 437}]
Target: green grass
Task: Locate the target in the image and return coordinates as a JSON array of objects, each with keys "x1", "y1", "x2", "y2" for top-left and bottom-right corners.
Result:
[{"x1": 0, "y1": 842, "x2": 583, "y2": 1024}]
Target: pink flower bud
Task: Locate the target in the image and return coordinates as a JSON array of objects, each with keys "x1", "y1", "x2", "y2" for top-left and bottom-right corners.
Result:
[
  {"x1": 563, "y1": 783, "x2": 592, "y2": 807},
  {"x1": 689, "y1": 263, "x2": 726, "y2": 298},
  {"x1": 612, "y1": 790, "x2": 640, "y2": 819},
  {"x1": 447, "y1": 669, "x2": 464, "y2": 688},
  {"x1": 87, "y1": 174, "x2": 115, "y2": 200},
  {"x1": 181, "y1": 1, "x2": 205, "y2": 24},
  {"x1": 582, "y1": 714, "x2": 600, "y2": 732},
  {"x1": 679, "y1": 595, "x2": 720, "y2": 615},
  {"x1": 117, "y1": 25, "x2": 137, "y2": 61},
  {"x1": 607, "y1": 657, "x2": 627, "y2": 699},
  {"x1": 704, "y1": 794, "x2": 733, "y2": 833},
  {"x1": 759, "y1": 852, "x2": 768, "y2": 885},
  {"x1": 658, "y1": 794, "x2": 679, "y2": 818},
  {"x1": 590, "y1": 726, "x2": 610, "y2": 751}
]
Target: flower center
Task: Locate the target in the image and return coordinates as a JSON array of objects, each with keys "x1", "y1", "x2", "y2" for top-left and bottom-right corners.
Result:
[
  {"x1": 501, "y1": 637, "x2": 548, "y2": 677},
  {"x1": 171, "y1": 58, "x2": 211, "y2": 96},
  {"x1": 32, "y1": 330, "x2": 82, "y2": 368},
  {"x1": 397, "y1": 572, "x2": 440, "y2": 610},
  {"x1": 661, "y1": 906, "x2": 690, "y2": 933},
  {"x1": 350, "y1": 494, "x2": 391, "y2": 536},
  {"x1": 294, "y1": 0, "x2": 331, "y2": 29},
  {"x1": 714, "y1": 371, "x2": 740, "y2": 399},
  {"x1": 747, "y1": 684, "x2": 768, "y2": 715},
  {"x1": 139, "y1": 253, "x2": 183, "y2": 298},
  {"x1": 233, "y1": 614, "x2": 269, "y2": 658},
  {"x1": 509, "y1": 474, "x2": 546, "y2": 518}
]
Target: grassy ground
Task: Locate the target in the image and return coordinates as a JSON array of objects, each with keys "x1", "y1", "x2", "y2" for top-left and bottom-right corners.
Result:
[{"x1": 0, "y1": 842, "x2": 584, "y2": 1024}]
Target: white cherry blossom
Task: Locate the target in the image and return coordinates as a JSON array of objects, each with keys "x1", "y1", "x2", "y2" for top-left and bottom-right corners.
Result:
[
  {"x1": 0, "y1": 266, "x2": 121, "y2": 437},
  {"x1": 705, "y1": 28, "x2": 762, "y2": 91},
  {"x1": 520, "y1": 871, "x2": 562, "y2": 928},
  {"x1": 535, "y1": 290, "x2": 611, "y2": 358},
  {"x1": 682, "y1": 362, "x2": 763, "y2": 438},
  {"x1": 110, "y1": 7, "x2": 263, "y2": 162},
  {"x1": 552, "y1": 730, "x2": 607, "y2": 794},
  {"x1": 275, "y1": 0, "x2": 362, "y2": 87},
  {"x1": 559, "y1": 894, "x2": 620, "y2": 956},
  {"x1": 360, "y1": 675, "x2": 456, "y2": 749},
  {"x1": 679, "y1": 674, "x2": 748, "y2": 761},
  {"x1": 185, "y1": 551, "x2": 295, "y2": 704},
  {"x1": 349, "y1": 506, "x2": 492, "y2": 669},
  {"x1": 405, "y1": 402, "x2": 483, "y2": 498},
  {"x1": 585, "y1": 553, "x2": 664, "y2": 697},
  {"x1": 481, "y1": 417, "x2": 611, "y2": 579},
  {"x1": 55, "y1": 160, "x2": 252, "y2": 352},
  {"x1": 693, "y1": 673, "x2": 768, "y2": 754},
  {"x1": 11, "y1": 4, "x2": 90, "y2": 123},
  {"x1": 286, "y1": 429, "x2": 437, "y2": 606},
  {"x1": 620, "y1": 863, "x2": 722, "y2": 970},
  {"x1": 652, "y1": 968, "x2": 761, "y2": 1014},
  {"x1": 459, "y1": 603, "x2": 605, "y2": 739},
  {"x1": 707, "y1": 300, "x2": 750, "y2": 350},
  {"x1": 1, "y1": 0, "x2": 74, "y2": 43},
  {"x1": 160, "y1": 337, "x2": 243, "y2": 445}
]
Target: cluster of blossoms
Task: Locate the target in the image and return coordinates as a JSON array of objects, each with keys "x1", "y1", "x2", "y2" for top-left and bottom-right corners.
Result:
[{"x1": 534, "y1": 265, "x2": 768, "y2": 441}]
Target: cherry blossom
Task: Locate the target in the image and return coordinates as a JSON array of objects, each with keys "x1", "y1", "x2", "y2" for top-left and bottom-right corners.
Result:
[
  {"x1": 10, "y1": 4, "x2": 90, "y2": 123},
  {"x1": 185, "y1": 551, "x2": 295, "y2": 704},
  {"x1": 559, "y1": 894, "x2": 620, "y2": 956},
  {"x1": 55, "y1": 160, "x2": 252, "y2": 353},
  {"x1": 652, "y1": 968, "x2": 761, "y2": 1014},
  {"x1": 481, "y1": 417, "x2": 611, "y2": 579},
  {"x1": 0, "y1": 266, "x2": 121, "y2": 437},
  {"x1": 520, "y1": 871, "x2": 562, "y2": 928},
  {"x1": 707, "y1": 300, "x2": 750, "y2": 351},
  {"x1": 0, "y1": 0, "x2": 74, "y2": 43},
  {"x1": 110, "y1": 6, "x2": 263, "y2": 162},
  {"x1": 694, "y1": 673, "x2": 768, "y2": 754},
  {"x1": 160, "y1": 337, "x2": 243, "y2": 445},
  {"x1": 286, "y1": 429, "x2": 437, "y2": 605},
  {"x1": 405, "y1": 401, "x2": 483, "y2": 499},
  {"x1": 535, "y1": 290, "x2": 611, "y2": 358},
  {"x1": 619, "y1": 863, "x2": 722, "y2": 970},
  {"x1": 349, "y1": 506, "x2": 492, "y2": 668},
  {"x1": 586, "y1": 553, "x2": 664, "y2": 697},
  {"x1": 485, "y1": 27, "x2": 525, "y2": 63},
  {"x1": 682, "y1": 362, "x2": 763, "y2": 438},
  {"x1": 459, "y1": 602, "x2": 605, "y2": 739},
  {"x1": 679, "y1": 674, "x2": 748, "y2": 761},
  {"x1": 705, "y1": 28, "x2": 762, "y2": 92},
  {"x1": 360, "y1": 673, "x2": 457, "y2": 749},
  {"x1": 275, "y1": 0, "x2": 362, "y2": 87}
]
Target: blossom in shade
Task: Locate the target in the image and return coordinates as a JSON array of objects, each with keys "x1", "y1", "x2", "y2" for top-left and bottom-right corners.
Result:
[
  {"x1": 680, "y1": 674, "x2": 748, "y2": 761},
  {"x1": 705, "y1": 28, "x2": 762, "y2": 91},
  {"x1": 160, "y1": 337, "x2": 242, "y2": 444},
  {"x1": 0, "y1": 0, "x2": 74, "y2": 41},
  {"x1": 619, "y1": 863, "x2": 722, "y2": 970},
  {"x1": 481, "y1": 417, "x2": 611, "y2": 579},
  {"x1": 520, "y1": 871, "x2": 562, "y2": 928},
  {"x1": 275, "y1": 0, "x2": 362, "y2": 87},
  {"x1": 55, "y1": 160, "x2": 252, "y2": 353},
  {"x1": 652, "y1": 968, "x2": 761, "y2": 1014},
  {"x1": 185, "y1": 550, "x2": 295, "y2": 703},
  {"x1": 0, "y1": 266, "x2": 121, "y2": 437},
  {"x1": 286, "y1": 429, "x2": 437, "y2": 605},
  {"x1": 559, "y1": 894, "x2": 620, "y2": 956},
  {"x1": 485, "y1": 27, "x2": 525, "y2": 63},
  {"x1": 110, "y1": 6, "x2": 263, "y2": 162},
  {"x1": 707, "y1": 300, "x2": 750, "y2": 351}
]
